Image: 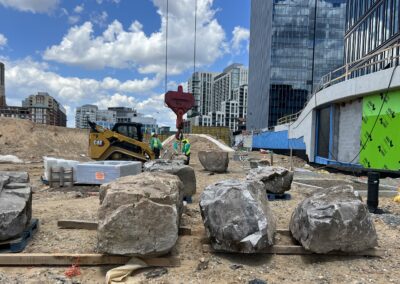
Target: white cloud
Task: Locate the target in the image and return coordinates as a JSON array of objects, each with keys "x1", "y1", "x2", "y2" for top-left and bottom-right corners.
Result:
[
  {"x1": 231, "y1": 26, "x2": 249, "y2": 54},
  {"x1": 0, "y1": 0, "x2": 59, "y2": 13},
  {"x1": 68, "y1": 15, "x2": 80, "y2": 25},
  {"x1": 0, "y1": 34, "x2": 7, "y2": 48},
  {"x1": 43, "y1": 0, "x2": 226, "y2": 77},
  {"x1": 1, "y1": 57, "x2": 170, "y2": 127},
  {"x1": 74, "y1": 4, "x2": 84, "y2": 14},
  {"x1": 90, "y1": 11, "x2": 108, "y2": 27}
]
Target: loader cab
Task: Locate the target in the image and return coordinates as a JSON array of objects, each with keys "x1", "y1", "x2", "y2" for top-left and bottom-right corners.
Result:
[{"x1": 112, "y1": 123, "x2": 144, "y2": 142}]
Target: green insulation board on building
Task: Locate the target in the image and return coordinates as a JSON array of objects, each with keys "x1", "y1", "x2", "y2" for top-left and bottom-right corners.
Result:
[{"x1": 360, "y1": 90, "x2": 400, "y2": 171}]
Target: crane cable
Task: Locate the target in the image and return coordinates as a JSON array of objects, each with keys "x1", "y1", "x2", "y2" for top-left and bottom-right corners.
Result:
[
  {"x1": 164, "y1": 0, "x2": 198, "y2": 94},
  {"x1": 193, "y1": 0, "x2": 198, "y2": 75},
  {"x1": 164, "y1": 0, "x2": 169, "y2": 94}
]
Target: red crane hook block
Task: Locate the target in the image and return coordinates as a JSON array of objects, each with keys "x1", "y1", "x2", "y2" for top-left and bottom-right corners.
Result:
[{"x1": 165, "y1": 85, "x2": 195, "y2": 140}]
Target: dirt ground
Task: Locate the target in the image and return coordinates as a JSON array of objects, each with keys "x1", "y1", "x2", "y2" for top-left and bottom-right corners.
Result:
[{"x1": 0, "y1": 119, "x2": 399, "y2": 284}]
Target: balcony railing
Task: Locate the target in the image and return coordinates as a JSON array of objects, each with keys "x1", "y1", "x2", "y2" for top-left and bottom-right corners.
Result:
[{"x1": 276, "y1": 42, "x2": 400, "y2": 126}]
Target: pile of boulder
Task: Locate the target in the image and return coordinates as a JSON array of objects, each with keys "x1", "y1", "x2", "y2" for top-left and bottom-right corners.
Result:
[
  {"x1": 198, "y1": 151, "x2": 229, "y2": 173},
  {"x1": 0, "y1": 171, "x2": 32, "y2": 241},
  {"x1": 97, "y1": 172, "x2": 184, "y2": 256},
  {"x1": 143, "y1": 159, "x2": 196, "y2": 198},
  {"x1": 247, "y1": 166, "x2": 293, "y2": 194},
  {"x1": 199, "y1": 166, "x2": 378, "y2": 254},
  {"x1": 290, "y1": 185, "x2": 378, "y2": 253},
  {"x1": 200, "y1": 179, "x2": 276, "y2": 253}
]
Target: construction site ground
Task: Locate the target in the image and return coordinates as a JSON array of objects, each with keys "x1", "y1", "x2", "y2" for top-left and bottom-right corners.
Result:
[{"x1": 0, "y1": 117, "x2": 399, "y2": 284}]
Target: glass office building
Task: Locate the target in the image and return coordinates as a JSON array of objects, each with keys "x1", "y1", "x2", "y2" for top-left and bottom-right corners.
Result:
[
  {"x1": 345, "y1": 0, "x2": 400, "y2": 73},
  {"x1": 247, "y1": 0, "x2": 347, "y2": 130}
]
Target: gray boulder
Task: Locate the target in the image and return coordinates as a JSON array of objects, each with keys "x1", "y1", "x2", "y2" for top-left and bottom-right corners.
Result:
[
  {"x1": 246, "y1": 166, "x2": 293, "y2": 194},
  {"x1": 200, "y1": 179, "x2": 276, "y2": 253},
  {"x1": 289, "y1": 185, "x2": 378, "y2": 253},
  {"x1": 143, "y1": 159, "x2": 196, "y2": 197},
  {"x1": 198, "y1": 151, "x2": 229, "y2": 173},
  {"x1": 0, "y1": 171, "x2": 32, "y2": 241},
  {"x1": 0, "y1": 171, "x2": 29, "y2": 183},
  {"x1": 97, "y1": 172, "x2": 184, "y2": 256},
  {"x1": 249, "y1": 159, "x2": 270, "y2": 169}
]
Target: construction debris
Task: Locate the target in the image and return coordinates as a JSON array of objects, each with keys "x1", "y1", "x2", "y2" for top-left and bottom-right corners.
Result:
[
  {"x1": 198, "y1": 151, "x2": 229, "y2": 173},
  {"x1": 97, "y1": 172, "x2": 184, "y2": 256},
  {"x1": 0, "y1": 171, "x2": 32, "y2": 241},
  {"x1": 200, "y1": 179, "x2": 276, "y2": 253},
  {"x1": 249, "y1": 158, "x2": 270, "y2": 168},
  {"x1": 290, "y1": 185, "x2": 378, "y2": 253},
  {"x1": 246, "y1": 166, "x2": 293, "y2": 194},
  {"x1": 143, "y1": 159, "x2": 196, "y2": 197},
  {"x1": 0, "y1": 155, "x2": 23, "y2": 164}
]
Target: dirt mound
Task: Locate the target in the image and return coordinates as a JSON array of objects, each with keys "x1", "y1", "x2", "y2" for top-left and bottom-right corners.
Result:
[
  {"x1": 0, "y1": 118, "x2": 88, "y2": 161},
  {"x1": 162, "y1": 134, "x2": 231, "y2": 156}
]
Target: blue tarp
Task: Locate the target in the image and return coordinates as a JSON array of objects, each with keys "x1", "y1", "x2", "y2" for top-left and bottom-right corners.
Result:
[{"x1": 253, "y1": 130, "x2": 306, "y2": 150}]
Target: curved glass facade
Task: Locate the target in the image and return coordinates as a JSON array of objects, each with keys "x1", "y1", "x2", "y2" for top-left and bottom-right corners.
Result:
[
  {"x1": 345, "y1": 0, "x2": 400, "y2": 69},
  {"x1": 247, "y1": 0, "x2": 346, "y2": 129}
]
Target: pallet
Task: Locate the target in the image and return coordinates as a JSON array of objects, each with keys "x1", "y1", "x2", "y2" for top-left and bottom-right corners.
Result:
[
  {"x1": 0, "y1": 219, "x2": 39, "y2": 253},
  {"x1": 267, "y1": 193, "x2": 291, "y2": 201},
  {"x1": 201, "y1": 229, "x2": 384, "y2": 257},
  {"x1": 0, "y1": 253, "x2": 180, "y2": 267},
  {"x1": 57, "y1": 219, "x2": 192, "y2": 236}
]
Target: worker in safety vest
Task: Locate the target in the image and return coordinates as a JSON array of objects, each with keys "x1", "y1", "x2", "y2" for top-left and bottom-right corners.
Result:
[
  {"x1": 181, "y1": 138, "x2": 191, "y2": 165},
  {"x1": 173, "y1": 139, "x2": 180, "y2": 154},
  {"x1": 150, "y1": 133, "x2": 163, "y2": 159}
]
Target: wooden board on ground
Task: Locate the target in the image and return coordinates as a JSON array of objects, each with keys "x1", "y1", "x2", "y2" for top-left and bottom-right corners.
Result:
[
  {"x1": 0, "y1": 253, "x2": 180, "y2": 267},
  {"x1": 202, "y1": 244, "x2": 384, "y2": 257},
  {"x1": 201, "y1": 229, "x2": 385, "y2": 257},
  {"x1": 57, "y1": 219, "x2": 192, "y2": 236},
  {"x1": 57, "y1": 220, "x2": 98, "y2": 230}
]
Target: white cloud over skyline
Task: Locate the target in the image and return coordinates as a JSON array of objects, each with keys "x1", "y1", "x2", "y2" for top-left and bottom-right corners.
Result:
[{"x1": 0, "y1": 0, "x2": 59, "y2": 13}]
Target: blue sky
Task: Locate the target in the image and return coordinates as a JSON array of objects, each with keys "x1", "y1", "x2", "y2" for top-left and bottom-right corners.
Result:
[{"x1": 0, "y1": 0, "x2": 250, "y2": 127}]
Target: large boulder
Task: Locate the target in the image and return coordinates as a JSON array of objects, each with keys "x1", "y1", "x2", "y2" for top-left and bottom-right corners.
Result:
[
  {"x1": 198, "y1": 151, "x2": 229, "y2": 173},
  {"x1": 289, "y1": 185, "x2": 378, "y2": 253},
  {"x1": 97, "y1": 172, "x2": 184, "y2": 256},
  {"x1": 200, "y1": 179, "x2": 276, "y2": 253},
  {"x1": 246, "y1": 166, "x2": 293, "y2": 194},
  {"x1": 0, "y1": 172, "x2": 32, "y2": 241},
  {"x1": 143, "y1": 159, "x2": 196, "y2": 197}
]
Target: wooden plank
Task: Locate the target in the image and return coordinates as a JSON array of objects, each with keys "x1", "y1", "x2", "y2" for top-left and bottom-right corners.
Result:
[
  {"x1": 178, "y1": 227, "x2": 192, "y2": 236},
  {"x1": 58, "y1": 220, "x2": 98, "y2": 230},
  {"x1": 58, "y1": 220, "x2": 191, "y2": 236},
  {"x1": 0, "y1": 253, "x2": 180, "y2": 267},
  {"x1": 202, "y1": 244, "x2": 384, "y2": 257}
]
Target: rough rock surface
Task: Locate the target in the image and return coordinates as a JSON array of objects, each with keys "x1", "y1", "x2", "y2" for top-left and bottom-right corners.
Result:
[
  {"x1": 289, "y1": 185, "x2": 378, "y2": 253},
  {"x1": 97, "y1": 172, "x2": 184, "y2": 256},
  {"x1": 200, "y1": 179, "x2": 276, "y2": 253},
  {"x1": 246, "y1": 166, "x2": 293, "y2": 194},
  {"x1": 249, "y1": 159, "x2": 271, "y2": 169},
  {"x1": 0, "y1": 171, "x2": 32, "y2": 241},
  {"x1": 143, "y1": 159, "x2": 196, "y2": 197},
  {"x1": 198, "y1": 151, "x2": 229, "y2": 173}
]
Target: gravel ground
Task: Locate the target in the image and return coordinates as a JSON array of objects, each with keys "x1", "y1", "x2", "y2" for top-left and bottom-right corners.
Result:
[{"x1": 0, "y1": 135, "x2": 399, "y2": 283}]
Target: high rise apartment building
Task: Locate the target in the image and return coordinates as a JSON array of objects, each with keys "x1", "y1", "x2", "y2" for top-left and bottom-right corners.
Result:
[
  {"x1": 187, "y1": 64, "x2": 248, "y2": 131},
  {"x1": 247, "y1": 0, "x2": 347, "y2": 130},
  {"x1": 22, "y1": 92, "x2": 67, "y2": 126},
  {"x1": 75, "y1": 104, "x2": 99, "y2": 128}
]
